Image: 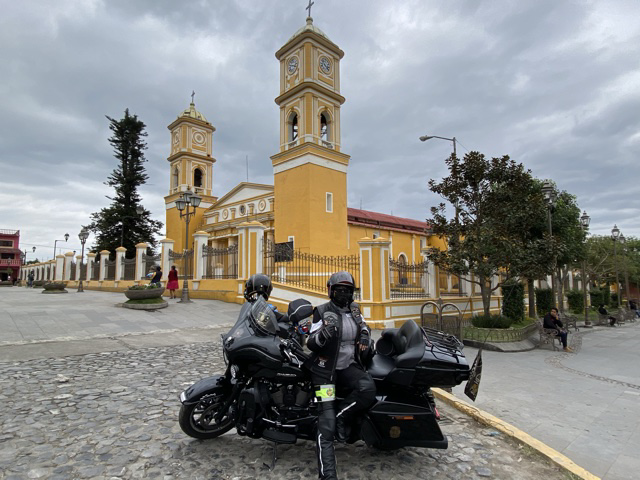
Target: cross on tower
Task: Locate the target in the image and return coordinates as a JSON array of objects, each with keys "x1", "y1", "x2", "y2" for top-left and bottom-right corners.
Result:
[
  {"x1": 306, "y1": 0, "x2": 314, "y2": 18},
  {"x1": 191, "y1": 90, "x2": 195, "y2": 104}
]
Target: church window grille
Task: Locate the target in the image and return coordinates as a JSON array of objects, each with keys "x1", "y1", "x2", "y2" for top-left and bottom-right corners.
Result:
[{"x1": 194, "y1": 168, "x2": 203, "y2": 188}]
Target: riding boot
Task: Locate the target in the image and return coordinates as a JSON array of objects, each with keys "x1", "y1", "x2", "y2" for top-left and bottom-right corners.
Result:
[{"x1": 316, "y1": 402, "x2": 338, "y2": 480}]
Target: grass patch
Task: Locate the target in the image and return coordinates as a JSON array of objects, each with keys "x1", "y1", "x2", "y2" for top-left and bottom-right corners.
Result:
[{"x1": 125, "y1": 297, "x2": 166, "y2": 305}]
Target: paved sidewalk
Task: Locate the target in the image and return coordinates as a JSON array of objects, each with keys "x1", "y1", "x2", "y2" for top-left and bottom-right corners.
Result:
[
  {"x1": 0, "y1": 287, "x2": 242, "y2": 345},
  {"x1": 452, "y1": 324, "x2": 640, "y2": 480}
]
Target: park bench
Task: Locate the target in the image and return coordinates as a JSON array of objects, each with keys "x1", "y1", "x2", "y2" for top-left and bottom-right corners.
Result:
[
  {"x1": 597, "y1": 313, "x2": 611, "y2": 326},
  {"x1": 559, "y1": 312, "x2": 579, "y2": 332},
  {"x1": 536, "y1": 318, "x2": 562, "y2": 351}
]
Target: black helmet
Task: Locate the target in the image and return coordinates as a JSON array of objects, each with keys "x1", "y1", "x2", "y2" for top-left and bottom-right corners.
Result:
[
  {"x1": 244, "y1": 273, "x2": 273, "y2": 302},
  {"x1": 327, "y1": 271, "x2": 356, "y2": 307}
]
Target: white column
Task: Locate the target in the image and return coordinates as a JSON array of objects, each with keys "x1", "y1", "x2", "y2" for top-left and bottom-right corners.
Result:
[
  {"x1": 160, "y1": 238, "x2": 174, "y2": 279},
  {"x1": 75, "y1": 255, "x2": 83, "y2": 281},
  {"x1": 99, "y1": 250, "x2": 110, "y2": 281},
  {"x1": 236, "y1": 222, "x2": 266, "y2": 279},
  {"x1": 135, "y1": 243, "x2": 148, "y2": 281},
  {"x1": 568, "y1": 270, "x2": 574, "y2": 290},
  {"x1": 87, "y1": 253, "x2": 96, "y2": 282},
  {"x1": 193, "y1": 231, "x2": 209, "y2": 280},
  {"x1": 55, "y1": 255, "x2": 65, "y2": 281},
  {"x1": 63, "y1": 252, "x2": 74, "y2": 281},
  {"x1": 115, "y1": 247, "x2": 126, "y2": 281}
]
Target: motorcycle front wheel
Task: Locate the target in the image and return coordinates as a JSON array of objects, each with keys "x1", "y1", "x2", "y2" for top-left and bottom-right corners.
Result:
[{"x1": 178, "y1": 392, "x2": 235, "y2": 439}]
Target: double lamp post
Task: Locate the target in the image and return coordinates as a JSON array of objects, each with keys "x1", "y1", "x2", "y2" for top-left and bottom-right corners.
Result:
[{"x1": 175, "y1": 191, "x2": 201, "y2": 303}]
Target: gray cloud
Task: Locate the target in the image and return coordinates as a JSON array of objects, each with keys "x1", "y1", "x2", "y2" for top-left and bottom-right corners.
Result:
[{"x1": 1, "y1": 0, "x2": 639, "y2": 262}]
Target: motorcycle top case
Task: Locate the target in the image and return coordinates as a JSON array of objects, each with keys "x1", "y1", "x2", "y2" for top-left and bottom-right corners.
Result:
[
  {"x1": 361, "y1": 400, "x2": 447, "y2": 450},
  {"x1": 413, "y1": 347, "x2": 470, "y2": 388}
]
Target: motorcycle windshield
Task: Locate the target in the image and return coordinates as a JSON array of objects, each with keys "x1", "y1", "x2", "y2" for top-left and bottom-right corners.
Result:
[{"x1": 249, "y1": 296, "x2": 278, "y2": 336}]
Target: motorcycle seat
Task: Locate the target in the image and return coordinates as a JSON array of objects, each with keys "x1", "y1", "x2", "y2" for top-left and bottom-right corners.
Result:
[{"x1": 375, "y1": 320, "x2": 425, "y2": 368}]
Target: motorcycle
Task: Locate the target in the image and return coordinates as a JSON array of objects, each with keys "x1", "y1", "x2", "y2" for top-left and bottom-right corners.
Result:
[{"x1": 178, "y1": 296, "x2": 478, "y2": 455}]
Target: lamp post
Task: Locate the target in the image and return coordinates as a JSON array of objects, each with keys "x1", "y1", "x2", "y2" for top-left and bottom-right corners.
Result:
[
  {"x1": 580, "y1": 211, "x2": 591, "y2": 327},
  {"x1": 54, "y1": 233, "x2": 69, "y2": 259},
  {"x1": 611, "y1": 225, "x2": 621, "y2": 309},
  {"x1": 175, "y1": 190, "x2": 201, "y2": 303},
  {"x1": 420, "y1": 133, "x2": 461, "y2": 295},
  {"x1": 77, "y1": 228, "x2": 89, "y2": 293},
  {"x1": 21, "y1": 247, "x2": 35, "y2": 285},
  {"x1": 619, "y1": 233, "x2": 630, "y2": 309},
  {"x1": 120, "y1": 206, "x2": 144, "y2": 248},
  {"x1": 541, "y1": 181, "x2": 558, "y2": 308}
]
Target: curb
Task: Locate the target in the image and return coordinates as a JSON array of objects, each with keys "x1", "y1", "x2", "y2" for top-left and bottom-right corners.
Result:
[{"x1": 432, "y1": 388, "x2": 600, "y2": 480}]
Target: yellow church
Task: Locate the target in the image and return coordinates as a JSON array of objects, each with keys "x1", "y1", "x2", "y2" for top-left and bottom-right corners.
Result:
[{"x1": 160, "y1": 16, "x2": 484, "y2": 326}]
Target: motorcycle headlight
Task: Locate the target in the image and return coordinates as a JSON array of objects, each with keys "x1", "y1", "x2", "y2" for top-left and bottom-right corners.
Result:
[{"x1": 230, "y1": 364, "x2": 239, "y2": 379}]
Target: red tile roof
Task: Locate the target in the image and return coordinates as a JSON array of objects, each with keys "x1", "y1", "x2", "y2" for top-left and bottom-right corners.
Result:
[{"x1": 347, "y1": 208, "x2": 429, "y2": 234}]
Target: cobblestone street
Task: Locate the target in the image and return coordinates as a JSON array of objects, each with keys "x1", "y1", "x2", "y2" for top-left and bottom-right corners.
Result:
[{"x1": 0, "y1": 330, "x2": 570, "y2": 480}]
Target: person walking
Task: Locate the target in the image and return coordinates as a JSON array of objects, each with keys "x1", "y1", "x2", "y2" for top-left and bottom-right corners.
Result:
[
  {"x1": 167, "y1": 265, "x2": 179, "y2": 298},
  {"x1": 27, "y1": 271, "x2": 34, "y2": 288}
]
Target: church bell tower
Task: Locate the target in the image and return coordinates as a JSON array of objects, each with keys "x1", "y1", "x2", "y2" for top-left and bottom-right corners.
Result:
[{"x1": 271, "y1": 16, "x2": 350, "y2": 255}]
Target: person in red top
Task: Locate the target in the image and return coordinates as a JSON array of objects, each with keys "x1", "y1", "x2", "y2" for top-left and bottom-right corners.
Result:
[{"x1": 167, "y1": 265, "x2": 180, "y2": 299}]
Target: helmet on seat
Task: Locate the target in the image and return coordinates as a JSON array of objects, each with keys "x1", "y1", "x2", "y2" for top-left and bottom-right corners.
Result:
[
  {"x1": 327, "y1": 271, "x2": 356, "y2": 308},
  {"x1": 244, "y1": 273, "x2": 273, "y2": 302}
]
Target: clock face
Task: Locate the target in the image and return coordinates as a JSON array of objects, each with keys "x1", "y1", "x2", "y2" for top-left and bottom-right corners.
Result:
[
  {"x1": 319, "y1": 56, "x2": 331, "y2": 74},
  {"x1": 287, "y1": 56, "x2": 298, "y2": 74}
]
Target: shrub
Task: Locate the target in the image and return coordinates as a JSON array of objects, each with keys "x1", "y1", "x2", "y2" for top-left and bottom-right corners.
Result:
[
  {"x1": 589, "y1": 289, "x2": 604, "y2": 307},
  {"x1": 610, "y1": 293, "x2": 618, "y2": 306},
  {"x1": 471, "y1": 314, "x2": 514, "y2": 329},
  {"x1": 602, "y1": 287, "x2": 611, "y2": 306},
  {"x1": 535, "y1": 288, "x2": 554, "y2": 315},
  {"x1": 128, "y1": 284, "x2": 162, "y2": 291},
  {"x1": 501, "y1": 281, "x2": 525, "y2": 322},
  {"x1": 566, "y1": 290, "x2": 584, "y2": 314}
]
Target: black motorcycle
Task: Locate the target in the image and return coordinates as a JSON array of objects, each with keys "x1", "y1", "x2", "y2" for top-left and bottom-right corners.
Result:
[{"x1": 178, "y1": 296, "x2": 477, "y2": 453}]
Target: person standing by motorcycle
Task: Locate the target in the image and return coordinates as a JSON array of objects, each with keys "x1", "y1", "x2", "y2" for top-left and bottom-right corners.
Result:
[{"x1": 306, "y1": 271, "x2": 376, "y2": 480}]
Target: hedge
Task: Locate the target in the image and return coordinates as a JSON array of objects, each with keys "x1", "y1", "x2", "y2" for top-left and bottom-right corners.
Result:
[
  {"x1": 566, "y1": 289, "x2": 584, "y2": 314},
  {"x1": 535, "y1": 288, "x2": 554, "y2": 315},
  {"x1": 471, "y1": 314, "x2": 514, "y2": 329},
  {"x1": 501, "y1": 281, "x2": 525, "y2": 322}
]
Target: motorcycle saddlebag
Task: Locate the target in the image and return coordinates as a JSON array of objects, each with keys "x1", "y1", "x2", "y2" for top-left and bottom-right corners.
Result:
[
  {"x1": 360, "y1": 400, "x2": 447, "y2": 450},
  {"x1": 413, "y1": 349, "x2": 471, "y2": 389}
]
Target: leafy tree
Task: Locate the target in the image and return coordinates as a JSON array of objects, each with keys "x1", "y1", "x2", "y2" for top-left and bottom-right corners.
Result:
[
  {"x1": 87, "y1": 109, "x2": 163, "y2": 258},
  {"x1": 426, "y1": 151, "x2": 543, "y2": 316}
]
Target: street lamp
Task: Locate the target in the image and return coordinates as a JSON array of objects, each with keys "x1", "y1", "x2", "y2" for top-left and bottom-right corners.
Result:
[
  {"x1": 611, "y1": 225, "x2": 621, "y2": 309},
  {"x1": 175, "y1": 190, "x2": 201, "y2": 303},
  {"x1": 541, "y1": 181, "x2": 558, "y2": 308},
  {"x1": 580, "y1": 211, "x2": 591, "y2": 327},
  {"x1": 419, "y1": 134, "x2": 457, "y2": 157},
  {"x1": 619, "y1": 233, "x2": 631, "y2": 309},
  {"x1": 120, "y1": 205, "x2": 145, "y2": 248},
  {"x1": 54, "y1": 233, "x2": 69, "y2": 258},
  {"x1": 77, "y1": 228, "x2": 89, "y2": 293}
]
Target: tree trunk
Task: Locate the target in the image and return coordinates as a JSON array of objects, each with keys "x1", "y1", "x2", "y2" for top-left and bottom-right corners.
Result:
[
  {"x1": 479, "y1": 278, "x2": 492, "y2": 316},
  {"x1": 557, "y1": 266, "x2": 566, "y2": 312},
  {"x1": 527, "y1": 278, "x2": 536, "y2": 318}
]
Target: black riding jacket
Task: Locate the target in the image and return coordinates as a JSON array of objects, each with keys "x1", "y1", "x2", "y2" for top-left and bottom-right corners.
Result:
[{"x1": 305, "y1": 301, "x2": 370, "y2": 383}]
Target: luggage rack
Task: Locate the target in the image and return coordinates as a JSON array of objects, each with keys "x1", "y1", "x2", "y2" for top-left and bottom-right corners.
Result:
[{"x1": 421, "y1": 326, "x2": 463, "y2": 351}]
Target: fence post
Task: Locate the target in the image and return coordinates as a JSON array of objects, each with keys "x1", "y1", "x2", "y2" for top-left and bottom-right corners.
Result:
[
  {"x1": 75, "y1": 255, "x2": 83, "y2": 281},
  {"x1": 55, "y1": 255, "x2": 65, "y2": 281},
  {"x1": 99, "y1": 250, "x2": 110, "y2": 281},
  {"x1": 134, "y1": 243, "x2": 147, "y2": 283},
  {"x1": 160, "y1": 239, "x2": 174, "y2": 278},
  {"x1": 358, "y1": 237, "x2": 391, "y2": 324},
  {"x1": 193, "y1": 231, "x2": 209, "y2": 280},
  {"x1": 63, "y1": 252, "x2": 74, "y2": 281},
  {"x1": 115, "y1": 247, "x2": 126, "y2": 281},
  {"x1": 87, "y1": 253, "x2": 96, "y2": 283},
  {"x1": 237, "y1": 221, "x2": 266, "y2": 279}
]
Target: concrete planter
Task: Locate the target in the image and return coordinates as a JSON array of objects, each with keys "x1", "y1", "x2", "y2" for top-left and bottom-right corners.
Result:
[
  {"x1": 0, "y1": 281, "x2": 13, "y2": 287},
  {"x1": 124, "y1": 287, "x2": 165, "y2": 301},
  {"x1": 42, "y1": 282, "x2": 68, "y2": 294},
  {"x1": 33, "y1": 280, "x2": 45, "y2": 287}
]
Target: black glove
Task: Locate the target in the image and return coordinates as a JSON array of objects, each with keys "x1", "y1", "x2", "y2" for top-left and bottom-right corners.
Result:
[
  {"x1": 359, "y1": 329, "x2": 370, "y2": 348},
  {"x1": 317, "y1": 312, "x2": 338, "y2": 345}
]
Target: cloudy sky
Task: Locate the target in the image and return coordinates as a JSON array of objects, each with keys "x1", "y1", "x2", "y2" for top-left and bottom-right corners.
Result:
[{"x1": 2, "y1": 0, "x2": 639, "y2": 262}]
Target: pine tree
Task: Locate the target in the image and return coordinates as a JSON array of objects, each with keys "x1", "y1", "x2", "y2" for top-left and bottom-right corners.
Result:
[{"x1": 87, "y1": 109, "x2": 163, "y2": 258}]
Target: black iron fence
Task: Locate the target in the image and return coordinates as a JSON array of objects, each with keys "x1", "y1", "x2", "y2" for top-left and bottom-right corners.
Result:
[
  {"x1": 263, "y1": 240, "x2": 360, "y2": 298},
  {"x1": 69, "y1": 261, "x2": 76, "y2": 280},
  {"x1": 141, "y1": 253, "x2": 161, "y2": 280},
  {"x1": 122, "y1": 257, "x2": 136, "y2": 280},
  {"x1": 203, "y1": 244, "x2": 238, "y2": 279},
  {"x1": 169, "y1": 249, "x2": 193, "y2": 280},
  {"x1": 389, "y1": 258, "x2": 430, "y2": 299},
  {"x1": 104, "y1": 260, "x2": 116, "y2": 280},
  {"x1": 90, "y1": 262, "x2": 99, "y2": 281},
  {"x1": 77, "y1": 262, "x2": 85, "y2": 282}
]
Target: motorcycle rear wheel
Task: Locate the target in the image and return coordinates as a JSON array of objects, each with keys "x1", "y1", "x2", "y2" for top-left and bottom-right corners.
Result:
[{"x1": 178, "y1": 393, "x2": 235, "y2": 439}]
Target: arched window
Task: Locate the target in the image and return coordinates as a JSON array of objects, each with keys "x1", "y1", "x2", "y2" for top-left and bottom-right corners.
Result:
[
  {"x1": 194, "y1": 168, "x2": 203, "y2": 188},
  {"x1": 288, "y1": 112, "x2": 298, "y2": 142},
  {"x1": 173, "y1": 167, "x2": 179, "y2": 188},
  {"x1": 320, "y1": 112, "x2": 330, "y2": 142},
  {"x1": 398, "y1": 253, "x2": 407, "y2": 264}
]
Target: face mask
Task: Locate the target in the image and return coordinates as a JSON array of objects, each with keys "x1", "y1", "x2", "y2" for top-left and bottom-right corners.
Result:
[{"x1": 332, "y1": 287, "x2": 353, "y2": 307}]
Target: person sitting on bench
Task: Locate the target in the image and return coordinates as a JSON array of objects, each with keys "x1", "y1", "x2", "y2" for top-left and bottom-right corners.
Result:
[
  {"x1": 598, "y1": 305, "x2": 617, "y2": 326},
  {"x1": 543, "y1": 307, "x2": 572, "y2": 352}
]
